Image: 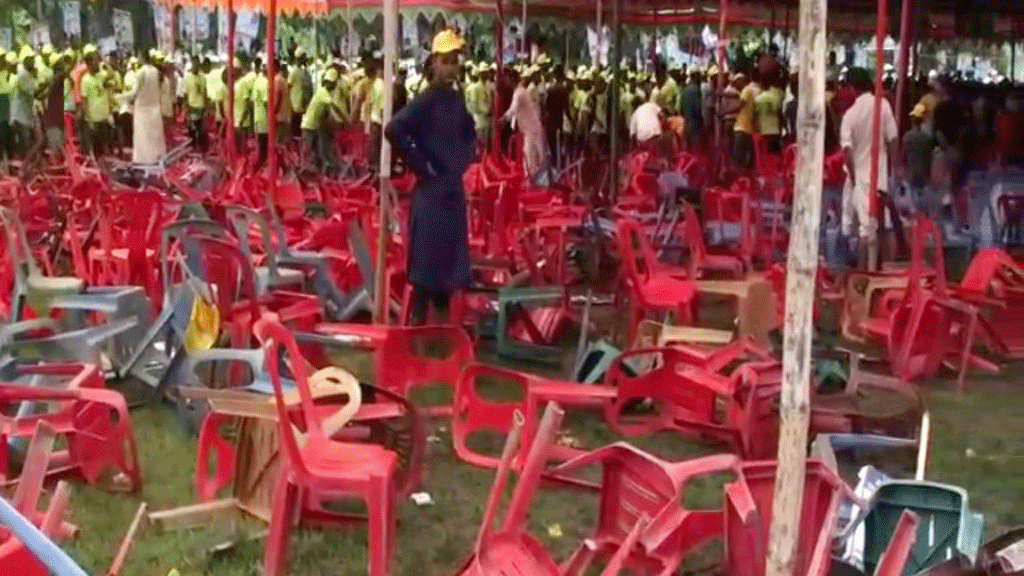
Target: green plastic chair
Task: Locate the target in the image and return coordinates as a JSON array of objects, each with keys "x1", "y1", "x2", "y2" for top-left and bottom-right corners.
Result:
[
  {"x1": 864, "y1": 481, "x2": 985, "y2": 576},
  {"x1": 495, "y1": 287, "x2": 568, "y2": 365}
]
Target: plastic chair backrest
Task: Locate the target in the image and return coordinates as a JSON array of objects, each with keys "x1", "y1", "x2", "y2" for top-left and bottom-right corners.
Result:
[
  {"x1": 725, "y1": 460, "x2": 847, "y2": 576},
  {"x1": 864, "y1": 481, "x2": 984, "y2": 576},
  {"x1": 0, "y1": 206, "x2": 40, "y2": 278},
  {"x1": 908, "y1": 215, "x2": 947, "y2": 297},
  {"x1": 616, "y1": 218, "x2": 659, "y2": 284},
  {"x1": 226, "y1": 205, "x2": 279, "y2": 276},
  {"x1": 160, "y1": 219, "x2": 230, "y2": 308},
  {"x1": 183, "y1": 235, "x2": 259, "y2": 325},
  {"x1": 254, "y1": 316, "x2": 323, "y2": 483},
  {"x1": 683, "y1": 204, "x2": 708, "y2": 276}
]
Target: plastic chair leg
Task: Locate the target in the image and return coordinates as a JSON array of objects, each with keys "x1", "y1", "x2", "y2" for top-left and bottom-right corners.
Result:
[
  {"x1": 263, "y1": 475, "x2": 298, "y2": 576},
  {"x1": 367, "y1": 474, "x2": 394, "y2": 576}
]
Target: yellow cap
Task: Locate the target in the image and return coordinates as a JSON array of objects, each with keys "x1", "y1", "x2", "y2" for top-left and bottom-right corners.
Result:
[
  {"x1": 431, "y1": 29, "x2": 465, "y2": 54},
  {"x1": 295, "y1": 47, "x2": 306, "y2": 58},
  {"x1": 324, "y1": 68, "x2": 339, "y2": 82},
  {"x1": 20, "y1": 46, "x2": 35, "y2": 60},
  {"x1": 910, "y1": 103, "x2": 927, "y2": 118},
  {"x1": 41, "y1": 44, "x2": 53, "y2": 55},
  {"x1": 83, "y1": 44, "x2": 97, "y2": 56},
  {"x1": 4, "y1": 52, "x2": 15, "y2": 65}
]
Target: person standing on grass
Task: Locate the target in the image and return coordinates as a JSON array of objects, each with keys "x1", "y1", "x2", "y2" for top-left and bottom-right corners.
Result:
[
  {"x1": 300, "y1": 68, "x2": 344, "y2": 174},
  {"x1": 903, "y1": 103, "x2": 938, "y2": 223},
  {"x1": 81, "y1": 47, "x2": 113, "y2": 157},
  {"x1": 185, "y1": 55, "x2": 208, "y2": 153},
  {"x1": 123, "y1": 49, "x2": 165, "y2": 164},
  {"x1": 385, "y1": 29, "x2": 475, "y2": 326}
]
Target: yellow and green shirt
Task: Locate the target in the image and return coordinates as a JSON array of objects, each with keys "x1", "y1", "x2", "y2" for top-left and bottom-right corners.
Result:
[
  {"x1": 81, "y1": 71, "x2": 112, "y2": 124},
  {"x1": 301, "y1": 85, "x2": 339, "y2": 131},
  {"x1": 252, "y1": 73, "x2": 269, "y2": 134}
]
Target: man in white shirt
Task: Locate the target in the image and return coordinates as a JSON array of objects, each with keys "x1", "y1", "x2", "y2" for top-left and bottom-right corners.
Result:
[
  {"x1": 629, "y1": 101, "x2": 663, "y2": 145},
  {"x1": 840, "y1": 67, "x2": 896, "y2": 267}
]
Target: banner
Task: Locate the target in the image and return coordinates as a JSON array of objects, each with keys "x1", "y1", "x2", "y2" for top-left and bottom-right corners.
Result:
[
  {"x1": 61, "y1": 1, "x2": 81, "y2": 40},
  {"x1": 28, "y1": 22, "x2": 50, "y2": 49},
  {"x1": 0, "y1": 28, "x2": 10, "y2": 50},
  {"x1": 153, "y1": 4, "x2": 171, "y2": 52},
  {"x1": 113, "y1": 9, "x2": 135, "y2": 51},
  {"x1": 180, "y1": 7, "x2": 210, "y2": 43},
  {"x1": 235, "y1": 9, "x2": 260, "y2": 52}
]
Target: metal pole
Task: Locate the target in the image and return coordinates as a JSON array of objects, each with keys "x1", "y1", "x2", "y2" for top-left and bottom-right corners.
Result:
[
  {"x1": 374, "y1": 0, "x2": 397, "y2": 323},
  {"x1": 521, "y1": 0, "x2": 527, "y2": 56},
  {"x1": 227, "y1": 0, "x2": 236, "y2": 163},
  {"x1": 894, "y1": 0, "x2": 915, "y2": 159},
  {"x1": 764, "y1": 0, "x2": 827, "y2": 569},
  {"x1": 867, "y1": 0, "x2": 890, "y2": 268},
  {"x1": 493, "y1": 0, "x2": 504, "y2": 152},
  {"x1": 715, "y1": 0, "x2": 730, "y2": 164},
  {"x1": 267, "y1": 0, "x2": 278, "y2": 184},
  {"x1": 609, "y1": 0, "x2": 620, "y2": 202}
]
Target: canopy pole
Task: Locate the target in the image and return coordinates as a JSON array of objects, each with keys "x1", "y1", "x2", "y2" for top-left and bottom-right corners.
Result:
[
  {"x1": 764, "y1": 0, "x2": 828, "y2": 570},
  {"x1": 266, "y1": 0, "x2": 277, "y2": 186},
  {"x1": 226, "y1": 0, "x2": 236, "y2": 164},
  {"x1": 521, "y1": 0, "x2": 527, "y2": 56},
  {"x1": 715, "y1": 0, "x2": 730, "y2": 166},
  {"x1": 894, "y1": 0, "x2": 915, "y2": 159},
  {"x1": 608, "y1": 0, "x2": 620, "y2": 203},
  {"x1": 493, "y1": 0, "x2": 504, "y2": 153},
  {"x1": 374, "y1": 0, "x2": 398, "y2": 324},
  {"x1": 784, "y1": 7, "x2": 790, "y2": 59},
  {"x1": 867, "y1": 0, "x2": 890, "y2": 269}
]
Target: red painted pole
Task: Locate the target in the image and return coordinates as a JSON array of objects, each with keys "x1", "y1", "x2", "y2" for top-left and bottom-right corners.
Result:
[
  {"x1": 226, "y1": 0, "x2": 236, "y2": 163},
  {"x1": 493, "y1": 0, "x2": 504, "y2": 154},
  {"x1": 266, "y1": 0, "x2": 277, "y2": 183},
  {"x1": 893, "y1": 0, "x2": 914, "y2": 159},
  {"x1": 266, "y1": 0, "x2": 278, "y2": 209},
  {"x1": 867, "y1": 0, "x2": 889, "y2": 238}
]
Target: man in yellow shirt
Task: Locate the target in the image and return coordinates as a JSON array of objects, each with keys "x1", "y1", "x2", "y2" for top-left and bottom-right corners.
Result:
[
  {"x1": 301, "y1": 68, "x2": 345, "y2": 174},
  {"x1": 0, "y1": 51, "x2": 15, "y2": 168},
  {"x1": 650, "y1": 61, "x2": 679, "y2": 116},
  {"x1": 274, "y1": 60, "x2": 292, "y2": 148},
  {"x1": 288, "y1": 49, "x2": 311, "y2": 139},
  {"x1": 733, "y1": 72, "x2": 760, "y2": 172},
  {"x1": 185, "y1": 54, "x2": 208, "y2": 152},
  {"x1": 80, "y1": 47, "x2": 113, "y2": 156},
  {"x1": 252, "y1": 61, "x2": 269, "y2": 167},
  {"x1": 754, "y1": 72, "x2": 784, "y2": 154},
  {"x1": 233, "y1": 56, "x2": 256, "y2": 154}
]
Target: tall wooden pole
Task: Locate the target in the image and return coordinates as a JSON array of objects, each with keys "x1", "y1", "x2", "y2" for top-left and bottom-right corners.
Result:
[
  {"x1": 373, "y1": 0, "x2": 397, "y2": 323},
  {"x1": 493, "y1": 0, "x2": 504, "y2": 153},
  {"x1": 715, "y1": 0, "x2": 730, "y2": 161},
  {"x1": 764, "y1": 0, "x2": 827, "y2": 572}
]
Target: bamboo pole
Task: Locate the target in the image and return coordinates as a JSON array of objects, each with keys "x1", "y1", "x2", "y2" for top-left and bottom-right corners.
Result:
[
  {"x1": 493, "y1": 0, "x2": 504, "y2": 153},
  {"x1": 764, "y1": 0, "x2": 827, "y2": 572},
  {"x1": 373, "y1": 0, "x2": 397, "y2": 323}
]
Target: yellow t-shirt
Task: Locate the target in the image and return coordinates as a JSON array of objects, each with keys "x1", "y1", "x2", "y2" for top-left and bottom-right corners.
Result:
[
  {"x1": 288, "y1": 67, "x2": 305, "y2": 112},
  {"x1": 734, "y1": 83, "x2": 760, "y2": 134},
  {"x1": 754, "y1": 87, "x2": 783, "y2": 136},
  {"x1": 301, "y1": 85, "x2": 337, "y2": 131},
  {"x1": 918, "y1": 92, "x2": 937, "y2": 123},
  {"x1": 185, "y1": 71, "x2": 206, "y2": 110},
  {"x1": 81, "y1": 71, "x2": 111, "y2": 124},
  {"x1": 252, "y1": 74, "x2": 269, "y2": 134},
  {"x1": 368, "y1": 77, "x2": 384, "y2": 125},
  {"x1": 331, "y1": 80, "x2": 350, "y2": 122},
  {"x1": 233, "y1": 72, "x2": 255, "y2": 128}
]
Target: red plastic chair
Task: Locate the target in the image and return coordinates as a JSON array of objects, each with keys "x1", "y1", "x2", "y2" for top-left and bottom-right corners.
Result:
[
  {"x1": 550, "y1": 445, "x2": 738, "y2": 576},
  {"x1": 724, "y1": 460, "x2": 853, "y2": 576},
  {"x1": 0, "y1": 364, "x2": 142, "y2": 492},
  {"x1": 682, "y1": 204, "x2": 745, "y2": 278},
  {"x1": 453, "y1": 402, "x2": 566, "y2": 576},
  {"x1": 615, "y1": 218, "x2": 697, "y2": 345},
  {"x1": 256, "y1": 315, "x2": 398, "y2": 576}
]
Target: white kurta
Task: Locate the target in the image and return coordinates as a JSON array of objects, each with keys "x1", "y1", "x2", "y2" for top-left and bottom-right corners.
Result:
[
  {"x1": 503, "y1": 85, "x2": 548, "y2": 179},
  {"x1": 840, "y1": 92, "x2": 897, "y2": 238},
  {"x1": 131, "y1": 65, "x2": 166, "y2": 164}
]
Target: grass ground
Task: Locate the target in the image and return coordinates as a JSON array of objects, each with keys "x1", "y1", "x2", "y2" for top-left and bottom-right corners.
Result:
[{"x1": 57, "y1": 344, "x2": 1024, "y2": 576}]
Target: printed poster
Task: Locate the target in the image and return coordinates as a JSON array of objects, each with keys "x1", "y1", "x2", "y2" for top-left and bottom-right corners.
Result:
[
  {"x1": 114, "y1": 8, "x2": 135, "y2": 51},
  {"x1": 28, "y1": 22, "x2": 50, "y2": 48},
  {"x1": 61, "y1": 1, "x2": 81, "y2": 39},
  {"x1": 0, "y1": 28, "x2": 10, "y2": 50}
]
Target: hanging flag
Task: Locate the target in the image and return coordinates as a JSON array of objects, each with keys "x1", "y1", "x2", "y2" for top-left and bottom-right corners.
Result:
[
  {"x1": 0, "y1": 27, "x2": 10, "y2": 50},
  {"x1": 113, "y1": 9, "x2": 135, "y2": 51}
]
